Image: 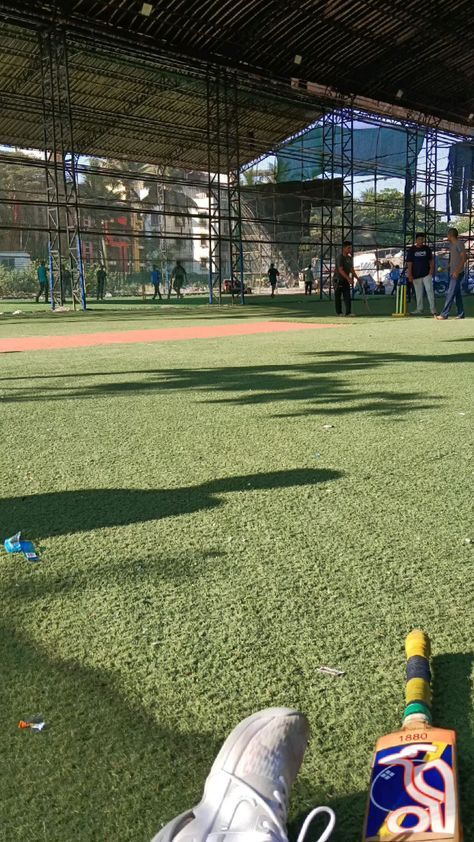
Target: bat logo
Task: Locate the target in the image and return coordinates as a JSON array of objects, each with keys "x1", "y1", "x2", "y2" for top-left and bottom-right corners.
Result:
[{"x1": 370, "y1": 743, "x2": 455, "y2": 835}]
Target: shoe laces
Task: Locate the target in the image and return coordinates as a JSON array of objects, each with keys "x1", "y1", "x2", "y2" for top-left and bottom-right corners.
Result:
[
  {"x1": 219, "y1": 771, "x2": 335, "y2": 842},
  {"x1": 295, "y1": 806, "x2": 336, "y2": 842}
]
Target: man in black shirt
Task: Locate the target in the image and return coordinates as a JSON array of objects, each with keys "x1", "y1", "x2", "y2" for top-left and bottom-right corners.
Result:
[
  {"x1": 268, "y1": 263, "x2": 279, "y2": 297},
  {"x1": 406, "y1": 232, "x2": 436, "y2": 316},
  {"x1": 333, "y1": 241, "x2": 359, "y2": 316},
  {"x1": 96, "y1": 264, "x2": 107, "y2": 301}
]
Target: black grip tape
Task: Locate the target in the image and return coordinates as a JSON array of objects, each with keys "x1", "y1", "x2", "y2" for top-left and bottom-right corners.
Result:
[{"x1": 406, "y1": 654, "x2": 431, "y2": 683}]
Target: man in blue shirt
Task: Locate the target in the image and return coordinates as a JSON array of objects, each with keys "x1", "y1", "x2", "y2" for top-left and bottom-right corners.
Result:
[
  {"x1": 35, "y1": 260, "x2": 48, "y2": 303},
  {"x1": 389, "y1": 265, "x2": 400, "y2": 295},
  {"x1": 151, "y1": 264, "x2": 162, "y2": 300},
  {"x1": 406, "y1": 232, "x2": 436, "y2": 316}
]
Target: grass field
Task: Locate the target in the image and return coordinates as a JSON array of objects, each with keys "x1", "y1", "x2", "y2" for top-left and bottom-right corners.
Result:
[{"x1": 1, "y1": 294, "x2": 473, "y2": 842}]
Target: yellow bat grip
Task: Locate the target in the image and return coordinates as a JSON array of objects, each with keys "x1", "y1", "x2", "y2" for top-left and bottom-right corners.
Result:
[
  {"x1": 406, "y1": 629, "x2": 431, "y2": 660},
  {"x1": 404, "y1": 630, "x2": 432, "y2": 714}
]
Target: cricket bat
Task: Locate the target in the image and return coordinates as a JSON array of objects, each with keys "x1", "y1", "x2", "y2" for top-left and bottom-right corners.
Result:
[{"x1": 363, "y1": 630, "x2": 462, "y2": 841}]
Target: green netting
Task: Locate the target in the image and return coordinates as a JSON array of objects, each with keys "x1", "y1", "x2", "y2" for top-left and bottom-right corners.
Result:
[{"x1": 276, "y1": 126, "x2": 425, "y2": 182}]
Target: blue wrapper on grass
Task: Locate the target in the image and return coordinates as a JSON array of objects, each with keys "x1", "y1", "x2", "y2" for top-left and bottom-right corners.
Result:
[{"x1": 4, "y1": 532, "x2": 40, "y2": 561}]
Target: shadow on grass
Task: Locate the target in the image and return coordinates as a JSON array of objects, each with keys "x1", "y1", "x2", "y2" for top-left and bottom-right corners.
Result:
[
  {"x1": 1, "y1": 350, "x2": 453, "y2": 417},
  {"x1": 0, "y1": 293, "x2": 397, "y2": 326},
  {"x1": 0, "y1": 622, "x2": 386, "y2": 842},
  {"x1": 2, "y1": 292, "x2": 473, "y2": 328},
  {"x1": 1, "y1": 468, "x2": 341, "y2": 540},
  {"x1": 0, "y1": 624, "x2": 219, "y2": 842},
  {"x1": 2, "y1": 644, "x2": 471, "y2": 842},
  {"x1": 5, "y1": 550, "x2": 227, "y2": 603},
  {"x1": 0, "y1": 306, "x2": 248, "y2": 327},
  {"x1": 432, "y1": 653, "x2": 474, "y2": 835}
]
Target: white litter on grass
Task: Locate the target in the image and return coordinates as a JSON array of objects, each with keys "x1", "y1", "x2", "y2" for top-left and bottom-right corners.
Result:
[
  {"x1": 464, "y1": 538, "x2": 472, "y2": 545},
  {"x1": 30, "y1": 721, "x2": 46, "y2": 732},
  {"x1": 458, "y1": 412, "x2": 466, "y2": 416},
  {"x1": 317, "y1": 666, "x2": 345, "y2": 677},
  {"x1": 12, "y1": 310, "x2": 23, "y2": 315},
  {"x1": 322, "y1": 424, "x2": 334, "y2": 430}
]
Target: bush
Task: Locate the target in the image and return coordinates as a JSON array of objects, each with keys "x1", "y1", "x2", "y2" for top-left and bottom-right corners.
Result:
[
  {"x1": 0, "y1": 264, "x2": 38, "y2": 298},
  {"x1": 0, "y1": 261, "x2": 212, "y2": 299}
]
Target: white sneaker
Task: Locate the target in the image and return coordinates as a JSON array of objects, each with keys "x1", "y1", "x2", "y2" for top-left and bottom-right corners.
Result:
[{"x1": 151, "y1": 708, "x2": 335, "y2": 842}]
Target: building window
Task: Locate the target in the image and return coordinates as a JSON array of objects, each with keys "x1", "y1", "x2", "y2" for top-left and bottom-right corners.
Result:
[
  {"x1": 0, "y1": 257, "x2": 15, "y2": 269},
  {"x1": 82, "y1": 241, "x2": 94, "y2": 262}
]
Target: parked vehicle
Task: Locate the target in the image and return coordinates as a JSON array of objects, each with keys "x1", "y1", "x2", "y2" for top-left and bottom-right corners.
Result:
[
  {"x1": 461, "y1": 268, "x2": 474, "y2": 295},
  {"x1": 223, "y1": 278, "x2": 252, "y2": 295}
]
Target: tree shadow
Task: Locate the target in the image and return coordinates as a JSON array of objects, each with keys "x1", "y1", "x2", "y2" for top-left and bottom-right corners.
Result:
[
  {"x1": 432, "y1": 653, "x2": 474, "y2": 837},
  {"x1": 2, "y1": 293, "x2": 473, "y2": 326},
  {"x1": 0, "y1": 620, "x2": 379, "y2": 842},
  {"x1": 0, "y1": 622, "x2": 370, "y2": 842},
  {"x1": 0, "y1": 293, "x2": 399, "y2": 326},
  {"x1": 0, "y1": 468, "x2": 341, "y2": 540},
  {"x1": 0, "y1": 624, "x2": 220, "y2": 842},
  {"x1": 4, "y1": 550, "x2": 227, "y2": 603},
  {"x1": 1, "y1": 350, "x2": 451, "y2": 417}
]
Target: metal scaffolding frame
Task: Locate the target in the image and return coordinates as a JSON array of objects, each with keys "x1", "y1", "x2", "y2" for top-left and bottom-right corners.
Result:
[
  {"x1": 153, "y1": 164, "x2": 169, "y2": 295},
  {"x1": 206, "y1": 68, "x2": 223, "y2": 304},
  {"x1": 39, "y1": 27, "x2": 86, "y2": 310},
  {"x1": 39, "y1": 28, "x2": 63, "y2": 309},
  {"x1": 319, "y1": 109, "x2": 336, "y2": 299},
  {"x1": 224, "y1": 74, "x2": 244, "y2": 304},
  {"x1": 403, "y1": 127, "x2": 420, "y2": 263},
  {"x1": 424, "y1": 128, "x2": 438, "y2": 257},
  {"x1": 339, "y1": 107, "x2": 355, "y2": 245},
  {"x1": 0, "y1": 17, "x2": 471, "y2": 307},
  {"x1": 205, "y1": 68, "x2": 245, "y2": 304}
]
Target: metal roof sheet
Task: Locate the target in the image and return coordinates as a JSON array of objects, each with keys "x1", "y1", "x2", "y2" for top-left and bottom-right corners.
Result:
[{"x1": 0, "y1": 1, "x2": 471, "y2": 169}]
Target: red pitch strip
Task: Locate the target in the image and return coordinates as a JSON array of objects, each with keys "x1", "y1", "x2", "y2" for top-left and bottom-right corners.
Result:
[{"x1": 0, "y1": 320, "x2": 343, "y2": 353}]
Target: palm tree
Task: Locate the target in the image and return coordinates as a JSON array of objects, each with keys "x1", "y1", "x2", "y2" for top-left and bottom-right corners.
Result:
[
  {"x1": 78, "y1": 159, "x2": 120, "y2": 265},
  {"x1": 241, "y1": 167, "x2": 258, "y2": 186}
]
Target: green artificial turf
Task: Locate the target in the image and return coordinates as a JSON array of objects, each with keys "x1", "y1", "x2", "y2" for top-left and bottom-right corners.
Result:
[
  {"x1": 0, "y1": 292, "x2": 403, "y2": 338},
  {"x1": 0, "y1": 296, "x2": 473, "y2": 842}
]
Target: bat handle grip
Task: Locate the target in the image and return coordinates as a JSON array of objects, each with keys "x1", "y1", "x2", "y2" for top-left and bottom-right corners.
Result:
[{"x1": 403, "y1": 629, "x2": 432, "y2": 726}]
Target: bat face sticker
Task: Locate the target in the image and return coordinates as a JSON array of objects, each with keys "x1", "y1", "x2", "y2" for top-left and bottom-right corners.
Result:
[{"x1": 366, "y1": 742, "x2": 456, "y2": 837}]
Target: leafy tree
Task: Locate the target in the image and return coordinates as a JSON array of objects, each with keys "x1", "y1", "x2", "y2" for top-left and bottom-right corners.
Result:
[
  {"x1": 449, "y1": 215, "x2": 471, "y2": 235},
  {"x1": 311, "y1": 187, "x2": 452, "y2": 250},
  {"x1": 352, "y1": 187, "x2": 450, "y2": 247}
]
